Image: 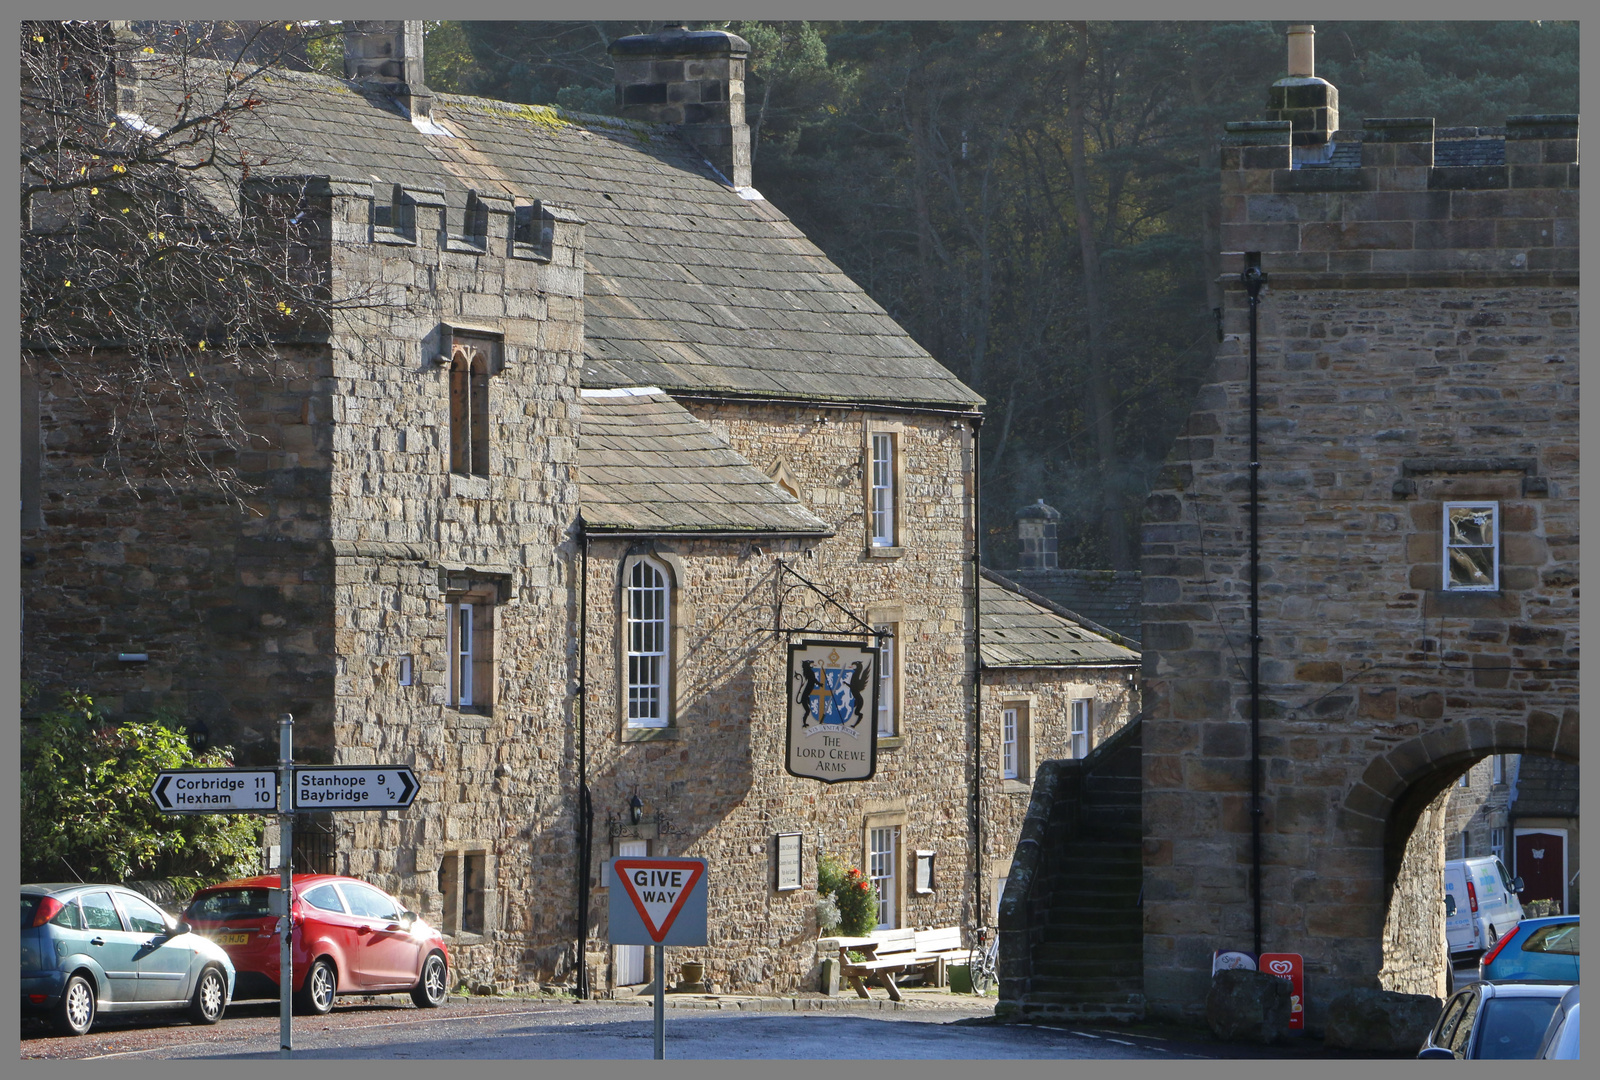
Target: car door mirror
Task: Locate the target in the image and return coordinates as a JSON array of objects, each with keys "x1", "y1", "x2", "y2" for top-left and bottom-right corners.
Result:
[
  {"x1": 1416, "y1": 1047, "x2": 1455, "y2": 1060},
  {"x1": 174, "y1": 918, "x2": 194, "y2": 935},
  {"x1": 1511, "y1": 876, "x2": 1525, "y2": 893},
  {"x1": 401, "y1": 910, "x2": 418, "y2": 928}
]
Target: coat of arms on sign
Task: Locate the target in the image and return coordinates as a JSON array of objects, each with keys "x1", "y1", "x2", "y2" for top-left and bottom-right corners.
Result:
[{"x1": 785, "y1": 639, "x2": 879, "y2": 783}]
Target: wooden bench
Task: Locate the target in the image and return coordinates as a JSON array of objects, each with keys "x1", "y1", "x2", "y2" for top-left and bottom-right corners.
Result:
[
  {"x1": 833, "y1": 926, "x2": 966, "y2": 1000},
  {"x1": 912, "y1": 926, "x2": 968, "y2": 988}
]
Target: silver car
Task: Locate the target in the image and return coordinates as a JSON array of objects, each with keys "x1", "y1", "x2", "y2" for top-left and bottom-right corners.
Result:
[{"x1": 22, "y1": 883, "x2": 236, "y2": 1035}]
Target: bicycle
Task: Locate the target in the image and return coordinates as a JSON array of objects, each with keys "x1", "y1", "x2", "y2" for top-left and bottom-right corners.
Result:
[{"x1": 967, "y1": 925, "x2": 999, "y2": 995}]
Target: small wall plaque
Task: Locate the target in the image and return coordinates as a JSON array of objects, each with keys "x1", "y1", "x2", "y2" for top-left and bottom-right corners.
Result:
[
  {"x1": 775, "y1": 832, "x2": 803, "y2": 892},
  {"x1": 915, "y1": 850, "x2": 935, "y2": 894}
]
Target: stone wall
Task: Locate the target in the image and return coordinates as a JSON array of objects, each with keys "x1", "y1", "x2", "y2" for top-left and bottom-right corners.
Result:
[
  {"x1": 22, "y1": 344, "x2": 338, "y2": 765},
  {"x1": 1441, "y1": 755, "x2": 1511, "y2": 859},
  {"x1": 982, "y1": 667, "x2": 1140, "y2": 903},
  {"x1": 1141, "y1": 113, "x2": 1578, "y2": 1025},
  {"x1": 319, "y1": 177, "x2": 586, "y2": 989},
  {"x1": 1380, "y1": 788, "x2": 1449, "y2": 997},
  {"x1": 580, "y1": 402, "x2": 979, "y2": 994}
]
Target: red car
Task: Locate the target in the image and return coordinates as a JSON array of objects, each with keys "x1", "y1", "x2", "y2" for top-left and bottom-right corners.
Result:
[{"x1": 183, "y1": 874, "x2": 449, "y2": 1014}]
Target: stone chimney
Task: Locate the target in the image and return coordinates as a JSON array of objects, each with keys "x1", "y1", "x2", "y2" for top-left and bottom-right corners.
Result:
[
  {"x1": 1016, "y1": 500, "x2": 1061, "y2": 572},
  {"x1": 609, "y1": 23, "x2": 751, "y2": 188},
  {"x1": 1267, "y1": 23, "x2": 1338, "y2": 146},
  {"x1": 343, "y1": 20, "x2": 432, "y2": 119}
]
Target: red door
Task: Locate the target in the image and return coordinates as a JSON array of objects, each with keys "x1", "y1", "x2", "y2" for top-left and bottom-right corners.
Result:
[{"x1": 1514, "y1": 832, "x2": 1566, "y2": 910}]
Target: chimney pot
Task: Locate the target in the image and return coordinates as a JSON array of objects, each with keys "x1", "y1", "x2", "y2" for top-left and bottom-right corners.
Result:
[{"x1": 1287, "y1": 23, "x2": 1315, "y2": 78}]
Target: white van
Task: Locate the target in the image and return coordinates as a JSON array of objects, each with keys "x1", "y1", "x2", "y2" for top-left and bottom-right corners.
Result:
[{"x1": 1443, "y1": 856, "x2": 1525, "y2": 957}]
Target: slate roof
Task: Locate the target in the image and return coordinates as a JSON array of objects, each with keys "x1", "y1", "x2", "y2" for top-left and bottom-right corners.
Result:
[
  {"x1": 578, "y1": 389, "x2": 832, "y2": 536},
  {"x1": 979, "y1": 569, "x2": 1140, "y2": 668},
  {"x1": 134, "y1": 62, "x2": 982, "y2": 410},
  {"x1": 1509, "y1": 755, "x2": 1579, "y2": 819},
  {"x1": 1301, "y1": 128, "x2": 1506, "y2": 169},
  {"x1": 1007, "y1": 568, "x2": 1144, "y2": 647}
]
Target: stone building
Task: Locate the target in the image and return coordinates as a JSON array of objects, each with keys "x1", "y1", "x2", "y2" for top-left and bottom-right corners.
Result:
[
  {"x1": 1009, "y1": 500, "x2": 1143, "y2": 647},
  {"x1": 1137, "y1": 23, "x2": 1578, "y2": 1025},
  {"x1": 978, "y1": 569, "x2": 1141, "y2": 920},
  {"x1": 1505, "y1": 753, "x2": 1579, "y2": 914},
  {"x1": 21, "y1": 21, "x2": 1005, "y2": 996}
]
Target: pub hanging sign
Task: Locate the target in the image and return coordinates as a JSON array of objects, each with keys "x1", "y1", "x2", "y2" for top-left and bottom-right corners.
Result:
[{"x1": 785, "y1": 639, "x2": 879, "y2": 783}]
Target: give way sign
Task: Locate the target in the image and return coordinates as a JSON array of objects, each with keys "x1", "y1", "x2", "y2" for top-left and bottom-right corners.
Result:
[{"x1": 608, "y1": 858, "x2": 707, "y2": 946}]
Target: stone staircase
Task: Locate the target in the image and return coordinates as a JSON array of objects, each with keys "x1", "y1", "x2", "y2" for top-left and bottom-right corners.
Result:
[{"x1": 996, "y1": 715, "x2": 1143, "y2": 1021}]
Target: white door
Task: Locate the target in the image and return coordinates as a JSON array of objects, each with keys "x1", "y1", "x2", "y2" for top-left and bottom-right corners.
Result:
[{"x1": 614, "y1": 841, "x2": 647, "y2": 986}]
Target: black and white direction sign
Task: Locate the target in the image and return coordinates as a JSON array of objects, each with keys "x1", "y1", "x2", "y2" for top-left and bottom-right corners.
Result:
[
  {"x1": 292, "y1": 766, "x2": 417, "y2": 810},
  {"x1": 609, "y1": 858, "x2": 708, "y2": 946},
  {"x1": 152, "y1": 769, "x2": 279, "y2": 813}
]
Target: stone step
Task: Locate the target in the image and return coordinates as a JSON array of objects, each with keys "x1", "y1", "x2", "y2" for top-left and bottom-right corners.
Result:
[
  {"x1": 1035, "y1": 941, "x2": 1141, "y2": 964},
  {"x1": 1025, "y1": 975, "x2": 1145, "y2": 997},
  {"x1": 1042, "y1": 924, "x2": 1143, "y2": 944},
  {"x1": 1033, "y1": 958, "x2": 1143, "y2": 981}
]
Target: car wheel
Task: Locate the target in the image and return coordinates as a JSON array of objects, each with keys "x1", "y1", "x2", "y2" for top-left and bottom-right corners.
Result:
[
  {"x1": 189, "y1": 965, "x2": 227, "y2": 1025},
  {"x1": 295, "y1": 958, "x2": 337, "y2": 1016},
  {"x1": 53, "y1": 973, "x2": 97, "y2": 1036},
  {"x1": 411, "y1": 952, "x2": 449, "y2": 1008}
]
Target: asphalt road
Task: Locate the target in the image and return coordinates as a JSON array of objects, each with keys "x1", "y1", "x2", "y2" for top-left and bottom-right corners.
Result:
[{"x1": 23, "y1": 994, "x2": 1203, "y2": 1060}]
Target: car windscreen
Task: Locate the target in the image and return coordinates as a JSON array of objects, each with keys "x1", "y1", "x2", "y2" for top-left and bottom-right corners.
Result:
[
  {"x1": 188, "y1": 888, "x2": 275, "y2": 920},
  {"x1": 1475, "y1": 997, "x2": 1563, "y2": 1059},
  {"x1": 1522, "y1": 923, "x2": 1579, "y2": 955}
]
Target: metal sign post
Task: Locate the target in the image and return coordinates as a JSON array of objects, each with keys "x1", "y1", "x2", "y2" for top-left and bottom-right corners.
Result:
[
  {"x1": 278, "y1": 713, "x2": 293, "y2": 1060},
  {"x1": 654, "y1": 943, "x2": 666, "y2": 1059},
  {"x1": 608, "y1": 858, "x2": 708, "y2": 1060}
]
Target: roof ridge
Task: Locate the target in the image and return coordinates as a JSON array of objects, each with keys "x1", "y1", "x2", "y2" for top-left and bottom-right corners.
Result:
[{"x1": 980, "y1": 566, "x2": 1140, "y2": 651}]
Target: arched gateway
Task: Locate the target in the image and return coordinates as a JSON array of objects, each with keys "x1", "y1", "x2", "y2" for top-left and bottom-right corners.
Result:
[{"x1": 1132, "y1": 27, "x2": 1579, "y2": 1028}]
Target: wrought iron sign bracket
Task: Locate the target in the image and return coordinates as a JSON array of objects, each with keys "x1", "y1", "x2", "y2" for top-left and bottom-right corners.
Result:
[{"x1": 769, "y1": 559, "x2": 888, "y2": 646}]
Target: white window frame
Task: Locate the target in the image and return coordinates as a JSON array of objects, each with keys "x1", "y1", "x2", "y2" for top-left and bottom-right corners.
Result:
[
  {"x1": 1491, "y1": 755, "x2": 1504, "y2": 784},
  {"x1": 875, "y1": 624, "x2": 897, "y2": 736},
  {"x1": 869, "y1": 432, "x2": 896, "y2": 547},
  {"x1": 625, "y1": 557, "x2": 671, "y2": 728},
  {"x1": 870, "y1": 826, "x2": 899, "y2": 930},
  {"x1": 1443, "y1": 501, "x2": 1499, "y2": 591},
  {"x1": 1490, "y1": 827, "x2": 1505, "y2": 861},
  {"x1": 1070, "y1": 699, "x2": 1091, "y2": 759},
  {"x1": 1002, "y1": 707, "x2": 1019, "y2": 779},
  {"x1": 450, "y1": 602, "x2": 475, "y2": 708}
]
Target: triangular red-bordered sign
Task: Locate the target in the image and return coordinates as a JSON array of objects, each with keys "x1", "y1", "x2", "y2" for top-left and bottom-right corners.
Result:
[{"x1": 612, "y1": 858, "x2": 705, "y2": 943}]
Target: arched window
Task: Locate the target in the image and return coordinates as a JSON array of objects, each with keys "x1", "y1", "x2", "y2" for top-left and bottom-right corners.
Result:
[
  {"x1": 449, "y1": 341, "x2": 491, "y2": 477},
  {"x1": 625, "y1": 558, "x2": 671, "y2": 727}
]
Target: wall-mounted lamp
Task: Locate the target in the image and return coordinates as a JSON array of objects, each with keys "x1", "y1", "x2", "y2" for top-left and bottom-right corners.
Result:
[
  {"x1": 628, "y1": 792, "x2": 644, "y2": 826},
  {"x1": 186, "y1": 720, "x2": 210, "y2": 753}
]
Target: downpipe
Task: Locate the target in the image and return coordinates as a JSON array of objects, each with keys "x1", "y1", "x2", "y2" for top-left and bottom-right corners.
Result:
[{"x1": 1243, "y1": 260, "x2": 1266, "y2": 960}]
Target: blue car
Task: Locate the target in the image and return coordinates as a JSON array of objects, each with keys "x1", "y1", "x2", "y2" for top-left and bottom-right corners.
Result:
[
  {"x1": 1479, "y1": 914, "x2": 1578, "y2": 983},
  {"x1": 22, "y1": 883, "x2": 236, "y2": 1035},
  {"x1": 1418, "y1": 980, "x2": 1574, "y2": 1059}
]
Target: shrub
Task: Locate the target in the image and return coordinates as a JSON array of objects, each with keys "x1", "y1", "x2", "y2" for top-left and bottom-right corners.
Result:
[
  {"x1": 817, "y1": 851, "x2": 878, "y2": 936},
  {"x1": 21, "y1": 688, "x2": 264, "y2": 885}
]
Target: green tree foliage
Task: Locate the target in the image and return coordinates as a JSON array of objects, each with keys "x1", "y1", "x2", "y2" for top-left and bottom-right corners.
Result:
[
  {"x1": 21, "y1": 689, "x2": 264, "y2": 886},
  {"x1": 818, "y1": 851, "x2": 878, "y2": 936}
]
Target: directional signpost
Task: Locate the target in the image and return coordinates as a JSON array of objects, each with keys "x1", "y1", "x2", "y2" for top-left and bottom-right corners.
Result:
[
  {"x1": 292, "y1": 766, "x2": 418, "y2": 810},
  {"x1": 148, "y1": 718, "x2": 421, "y2": 1060},
  {"x1": 151, "y1": 769, "x2": 279, "y2": 813},
  {"x1": 610, "y1": 857, "x2": 707, "y2": 1059}
]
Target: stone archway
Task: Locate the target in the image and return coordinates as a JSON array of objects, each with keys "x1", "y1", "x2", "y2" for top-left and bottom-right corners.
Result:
[{"x1": 1344, "y1": 711, "x2": 1578, "y2": 996}]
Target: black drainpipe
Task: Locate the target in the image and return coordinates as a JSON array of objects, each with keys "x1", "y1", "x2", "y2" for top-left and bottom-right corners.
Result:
[
  {"x1": 1243, "y1": 257, "x2": 1266, "y2": 960},
  {"x1": 969, "y1": 417, "x2": 986, "y2": 927},
  {"x1": 575, "y1": 527, "x2": 593, "y2": 999}
]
